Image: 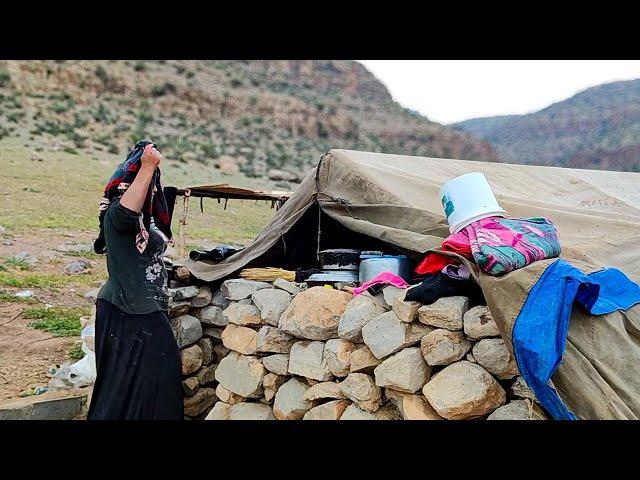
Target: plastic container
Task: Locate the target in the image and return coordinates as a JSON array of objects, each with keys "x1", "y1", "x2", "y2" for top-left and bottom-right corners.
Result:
[{"x1": 440, "y1": 172, "x2": 506, "y2": 233}]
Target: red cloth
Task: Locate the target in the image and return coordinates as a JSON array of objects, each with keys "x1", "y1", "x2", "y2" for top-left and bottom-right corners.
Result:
[{"x1": 415, "y1": 230, "x2": 473, "y2": 275}]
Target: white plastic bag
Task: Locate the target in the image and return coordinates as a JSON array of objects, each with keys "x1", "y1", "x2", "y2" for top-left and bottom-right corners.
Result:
[{"x1": 48, "y1": 324, "x2": 97, "y2": 390}]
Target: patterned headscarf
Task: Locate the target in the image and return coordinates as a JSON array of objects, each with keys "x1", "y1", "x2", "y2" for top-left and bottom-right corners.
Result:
[{"x1": 94, "y1": 140, "x2": 173, "y2": 254}]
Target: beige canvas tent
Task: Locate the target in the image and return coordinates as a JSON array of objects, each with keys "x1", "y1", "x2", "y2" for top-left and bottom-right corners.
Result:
[
  {"x1": 183, "y1": 149, "x2": 640, "y2": 419},
  {"x1": 184, "y1": 148, "x2": 640, "y2": 283}
]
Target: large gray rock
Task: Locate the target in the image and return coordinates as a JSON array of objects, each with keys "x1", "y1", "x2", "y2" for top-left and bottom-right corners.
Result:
[
  {"x1": 221, "y1": 279, "x2": 271, "y2": 300},
  {"x1": 303, "y1": 400, "x2": 350, "y2": 420},
  {"x1": 385, "y1": 389, "x2": 443, "y2": 420},
  {"x1": 382, "y1": 286, "x2": 408, "y2": 307},
  {"x1": 168, "y1": 300, "x2": 191, "y2": 318},
  {"x1": 229, "y1": 402, "x2": 276, "y2": 420},
  {"x1": 193, "y1": 305, "x2": 227, "y2": 326},
  {"x1": 405, "y1": 322, "x2": 433, "y2": 344},
  {"x1": 487, "y1": 399, "x2": 546, "y2": 420},
  {"x1": 392, "y1": 297, "x2": 421, "y2": 323},
  {"x1": 210, "y1": 289, "x2": 231, "y2": 309},
  {"x1": 203, "y1": 327, "x2": 224, "y2": 341},
  {"x1": 63, "y1": 259, "x2": 91, "y2": 274},
  {"x1": 182, "y1": 377, "x2": 200, "y2": 397},
  {"x1": 511, "y1": 376, "x2": 536, "y2": 401},
  {"x1": 463, "y1": 306, "x2": 500, "y2": 340},
  {"x1": 169, "y1": 285, "x2": 199, "y2": 301},
  {"x1": 223, "y1": 302, "x2": 263, "y2": 327},
  {"x1": 261, "y1": 354, "x2": 289, "y2": 375},
  {"x1": 251, "y1": 288, "x2": 292, "y2": 326},
  {"x1": 374, "y1": 347, "x2": 431, "y2": 393},
  {"x1": 181, "y1": 344, "x2": 204, "y2": 375},
  {"x1": 171, "y1": 314, "x2": 203, "y2": 348},
  {"x1": 418, "y1": 296, "x2": 469, "y2": 331},
  {"x1": 338, "y1": 295, "x2": 387, "y2": 342},
  {"x1": 215, "y1": 384, "x2": 244, "y2": 405},
  {"x1": 273, "y1": 278, "x2": 303, "y2": 295},
  {"x1": 303, "y1": 382, "x2": 345, "y2": 401},
  {"x1": 420, "y1": 329, "x2": 472, "y2": 366},
  {"x1": 197, "y1": 364, "x2": 218, "y2": 386},
  {"x1": 213, "y1": 344, "x2": 231, "y2": 361},
  {"x1": 191, "y1": 285, "x2": 213, "y2": 307},
  {"x1": 472, "y1": 338, "x2": 519, "y2": 379},
  {"x1": 349, "y1": 346, "x2": 381, "y2": 373},
  {"x1": 197, "y1": 337, "x2": 214, "y2": 365},
  {"x1": 205, "y1": 401, "x2": 231, "y2": 420},
  {"x1": 340, "y1": 403, "x2": 400, "y2": 420},
  {"x1": 256, "y1": 326, "x2": 296, "y2": 354},
  {"x1": 13, "y1": 251, "x2": 38, "y2": 266},
  {"x1": 215, "y1": 352, "x2": 265, "y2": 397},
  {"x1": 279, "y1": 286, "x2": 352, "y2": 340},
  {"x1": 339, "y1": 373, "x2": 382, "y2": 412},
  {"x1": 422, "y1": 361, "x2": 506, "y2": 420},
  {"x1": 288, "y1": 341, "x2": 333, "y2": 381},
  {"x1": 273, "y1": 377, "x2": 313, "y2": 420},
  {"x1": 221, "y1": 324, "x2": 258, "y2": 355},
  {"x1": 361, "y1": 311, "x2": 427, "y2": 360},
  {"x1": 323, "y1": 339, "x2": 358, "y2": 377},
  {"x1": 183, "y1": 387, "x2": 217, "y2": 417}
]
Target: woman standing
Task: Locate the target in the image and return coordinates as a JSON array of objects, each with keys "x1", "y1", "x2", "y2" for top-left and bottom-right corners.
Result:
[{"x1": 88, "y1": 141, "x2": 183, "y2": 420}]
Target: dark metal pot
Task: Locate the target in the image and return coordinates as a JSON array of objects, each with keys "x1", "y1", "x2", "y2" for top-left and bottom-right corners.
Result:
[{"x1": 319, "y1": 249, "x2": 361, "y2": 271}]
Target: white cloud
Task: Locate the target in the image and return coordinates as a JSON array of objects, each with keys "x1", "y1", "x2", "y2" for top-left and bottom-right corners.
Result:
[{"x1": 359, "y1": 60, "x2": 640, "y2": 124}]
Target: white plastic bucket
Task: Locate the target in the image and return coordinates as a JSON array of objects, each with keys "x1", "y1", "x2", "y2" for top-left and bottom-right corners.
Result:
[{"x1": 440, "y1": 172, "x2": 506, "y2": 233}]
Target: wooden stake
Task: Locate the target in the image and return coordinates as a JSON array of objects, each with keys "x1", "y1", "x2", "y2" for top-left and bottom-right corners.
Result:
[{"x1": 178, "y1": 189, "x2": 191, "y2": 259}]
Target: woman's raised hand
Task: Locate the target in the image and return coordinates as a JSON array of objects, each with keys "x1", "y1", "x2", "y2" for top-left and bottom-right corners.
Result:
[{"x1": 141, "y1": 143, "x2": 162, "y2": 170}]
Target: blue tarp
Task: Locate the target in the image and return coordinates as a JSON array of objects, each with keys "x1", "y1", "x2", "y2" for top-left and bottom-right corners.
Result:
[{"x1": 512, "y1": 259, "x2": 640, "y2": 420}]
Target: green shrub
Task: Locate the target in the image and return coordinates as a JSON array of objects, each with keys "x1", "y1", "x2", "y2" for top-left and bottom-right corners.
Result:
[
  {"x1": 0, "y1": 69, "x2": 10, "y2": 87},
  {"x1": 26, "y1": 306, "x2": 85, "y2": 337},
  {"x1": 95, "y1": 65, "x2": 108, "y2": 82},
  {"x1": 134, "y1": 61, "x2": 147, "y2": 71},
  {"x1": 6, "y1": 111, "x2": 25, "y2": 123},
  {"x1": 48, "y1": 102, "x2": 68, "y2": 114},
  {"x1": 150, "y1": 82, "x2": 177, "y2": 97}
]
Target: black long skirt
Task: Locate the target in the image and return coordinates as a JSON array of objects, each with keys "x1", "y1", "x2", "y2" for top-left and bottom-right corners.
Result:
[{"x1": 87, "y1": 299, "x2": 183, "y2": 420}]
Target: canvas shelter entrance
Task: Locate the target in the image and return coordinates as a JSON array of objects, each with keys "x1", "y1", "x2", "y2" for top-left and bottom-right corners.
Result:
[{"x1": 183, "y1": 148, "x2": 640, "y2": 283}]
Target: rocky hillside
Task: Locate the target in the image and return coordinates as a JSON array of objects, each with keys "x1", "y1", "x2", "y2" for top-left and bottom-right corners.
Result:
[
  {"x1": 0, "y1": 60, "x2": 497, "y2": 184},
  {"x1": 453, "y1": 79, "x2": 640, "y2": 172}
]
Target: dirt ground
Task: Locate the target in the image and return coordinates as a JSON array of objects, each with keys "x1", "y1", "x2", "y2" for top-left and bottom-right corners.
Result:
[{"x1": 0, "y1": 229, "x2": 105, "y2": 400}]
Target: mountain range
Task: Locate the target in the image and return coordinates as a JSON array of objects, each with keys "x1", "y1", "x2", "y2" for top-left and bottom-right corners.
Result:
[
  {"x1": 453, "y1": 78, "x2": 640, "y2": 172},
  {"x1": 0, "y1": 60, "x2": 497, "y2": 184}
]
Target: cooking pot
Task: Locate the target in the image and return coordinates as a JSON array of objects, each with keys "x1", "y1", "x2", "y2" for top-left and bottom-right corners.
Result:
[
  {"x1": 359, "y1": 255, "x2": 412, "y2": 284},
  {"x1": 319, "y1": 249, "x2": 361, "y2": 271}
]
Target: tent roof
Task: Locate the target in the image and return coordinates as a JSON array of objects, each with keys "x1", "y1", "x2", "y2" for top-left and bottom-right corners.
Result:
[{"x1": 183, "y1": 149, "x2": 640, "y2": 283}]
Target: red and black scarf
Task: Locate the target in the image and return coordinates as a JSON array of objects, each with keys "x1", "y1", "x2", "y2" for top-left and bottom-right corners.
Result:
[{"x1": 94, "y1": 140, "x2": 173, "y2": 254}]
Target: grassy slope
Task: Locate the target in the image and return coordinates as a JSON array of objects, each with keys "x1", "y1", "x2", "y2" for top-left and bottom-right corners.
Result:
[{"x1": 0, "y1": 136, "x2": 277, "y2": 244}]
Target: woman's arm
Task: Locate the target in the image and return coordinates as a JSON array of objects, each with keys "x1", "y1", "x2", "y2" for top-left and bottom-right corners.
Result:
[{"x1": 120, "y1": 143, "x2": 162, "y2": 213}]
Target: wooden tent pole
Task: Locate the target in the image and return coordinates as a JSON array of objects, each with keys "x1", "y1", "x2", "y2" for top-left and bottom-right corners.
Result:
[{"x1": 178, "y1": 189, "x2": 191, "y2": 259}]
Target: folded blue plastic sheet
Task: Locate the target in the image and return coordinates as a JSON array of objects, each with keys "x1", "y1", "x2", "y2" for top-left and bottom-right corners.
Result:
[{"x1": 512, "y1": 259, "x2": 640, "y2": 420}]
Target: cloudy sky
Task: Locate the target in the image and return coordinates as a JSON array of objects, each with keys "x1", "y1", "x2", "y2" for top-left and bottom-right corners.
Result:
[{"x1": 359, "y1": 60, "x2": 640, "y2": 124}]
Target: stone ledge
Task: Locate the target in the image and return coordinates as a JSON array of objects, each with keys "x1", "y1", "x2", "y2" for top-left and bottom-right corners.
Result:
[{"x1": 0, "y1": 388, "x2": 89, "y2": 420}]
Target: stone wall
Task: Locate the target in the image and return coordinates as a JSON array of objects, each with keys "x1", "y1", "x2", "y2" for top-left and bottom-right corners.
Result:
[{"x1": 170, "y1": 278, "x2": 547, "y2": 420}]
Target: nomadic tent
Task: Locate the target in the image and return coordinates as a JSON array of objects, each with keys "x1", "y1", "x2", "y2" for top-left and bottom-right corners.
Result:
[{"x1": 183, "y1": 149, "x2": 640, "y2": 419}]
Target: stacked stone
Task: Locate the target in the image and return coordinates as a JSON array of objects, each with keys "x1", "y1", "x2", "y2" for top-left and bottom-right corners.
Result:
[{"x1": 171, "y1": 277, "x2": 547, "y2": 420}]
